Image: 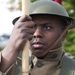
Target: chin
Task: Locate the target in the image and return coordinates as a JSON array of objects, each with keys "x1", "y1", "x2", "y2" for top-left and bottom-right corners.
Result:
[{"x1": 32, "y1": 51, "x2": 47, "y2": 58}]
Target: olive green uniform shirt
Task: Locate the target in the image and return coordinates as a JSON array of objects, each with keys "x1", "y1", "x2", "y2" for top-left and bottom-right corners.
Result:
[{"x1": 0, "y1": 47, "x2": 75, "y2": 75}]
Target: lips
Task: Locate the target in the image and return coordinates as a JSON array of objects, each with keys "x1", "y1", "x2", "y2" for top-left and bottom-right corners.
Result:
[{"x1": 31, "y1": 42, "x2": 45, "y2": 49}]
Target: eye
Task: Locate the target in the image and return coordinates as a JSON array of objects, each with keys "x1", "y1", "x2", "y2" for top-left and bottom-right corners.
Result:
[
  {"x1": 42, "y1": 23, "x2": 52, "y2": 31},
  {"x1": 44, "y1": 25, "x2": 51, "y2": 30}
]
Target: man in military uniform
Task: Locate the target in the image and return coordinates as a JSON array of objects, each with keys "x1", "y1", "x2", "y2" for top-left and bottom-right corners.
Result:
[{"x1": 0, "y1": 0, "x2": 75, "y2": 75}]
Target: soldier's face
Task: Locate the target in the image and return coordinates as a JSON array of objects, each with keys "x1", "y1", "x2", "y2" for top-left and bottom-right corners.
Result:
[{"x1": 29, "y1": 15, "x2": 65, "y2": 57}]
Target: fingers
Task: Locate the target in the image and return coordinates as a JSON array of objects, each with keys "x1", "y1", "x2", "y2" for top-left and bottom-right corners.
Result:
[
  {"x1": 20, "y1": 32, "x2": 33, "y2": 41},
  {"x1": 15, "y1": 15, "x2": 35, "y2": 29},
  {"x1": 17, "y1": 15, "x2": 32, "y2": 22},
  {"x1": 9, "y1": 15, "x2": 35, "y2": 51},
  {"x1": 18, "y1": 21, "x2": 35, "y2": 28},
  {"x1": 16, "y1": 23, "x2": 35, "y2": 40},
  {"x1": 14, "y1": 20, "x2": 35, "y2": 35},
  {"x1": 13, "y1": 15, "x2": 35, "y2": 40}
]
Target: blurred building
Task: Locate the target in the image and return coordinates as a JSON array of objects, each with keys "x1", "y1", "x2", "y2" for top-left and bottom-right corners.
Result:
[{"x1": 0, "y1": 34, "x2": 10, "y2": 48}]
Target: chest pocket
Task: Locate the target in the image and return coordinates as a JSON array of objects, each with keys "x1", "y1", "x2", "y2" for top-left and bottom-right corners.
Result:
[{"x1": 60, "y1": 56, "x2": 75, "y2": 75}]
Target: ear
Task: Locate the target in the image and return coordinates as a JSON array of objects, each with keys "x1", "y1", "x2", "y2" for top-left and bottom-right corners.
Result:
[{"x1": 62, "y1": 31, "x2": 68, "y2": 41}]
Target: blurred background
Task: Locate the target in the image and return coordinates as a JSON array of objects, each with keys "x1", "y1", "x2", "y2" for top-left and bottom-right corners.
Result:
[{"x1": 0, "y1": 0, "x2": 75, "y2": 58}]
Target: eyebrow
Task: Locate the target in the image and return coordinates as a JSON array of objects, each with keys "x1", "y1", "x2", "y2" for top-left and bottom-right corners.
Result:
[{"x1": 35, "y1": 22, "x2": 52, "y2": 26}]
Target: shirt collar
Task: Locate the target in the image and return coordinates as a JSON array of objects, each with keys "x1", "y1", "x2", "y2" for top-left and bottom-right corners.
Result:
[{"x1": 33, "y1": 46, "x2": 64, "y2": 65}]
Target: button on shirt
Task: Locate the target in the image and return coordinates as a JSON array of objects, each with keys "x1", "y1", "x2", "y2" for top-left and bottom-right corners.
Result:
[
  {"x1": 0, "y1": 47, "x2": 75, "y2": 75},
  {"x1": 30, "y1": 47, "x2": 64, "y2": 75}
]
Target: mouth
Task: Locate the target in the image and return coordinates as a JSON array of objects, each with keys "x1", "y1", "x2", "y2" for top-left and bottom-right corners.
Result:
[
  {"x1": 31, "y1": 42, "x2": 45, "y2": 49},
  {"x1": 30, "y1": 41, "x2": 48, "y2": 57}
]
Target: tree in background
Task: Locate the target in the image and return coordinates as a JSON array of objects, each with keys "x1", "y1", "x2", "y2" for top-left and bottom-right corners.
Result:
[
  {"x1": 63, "y1": 0, "x2": 75, "y2": 57},
  {"x1": 63, "y1": 0, "x2": 75, "y2": 18}
]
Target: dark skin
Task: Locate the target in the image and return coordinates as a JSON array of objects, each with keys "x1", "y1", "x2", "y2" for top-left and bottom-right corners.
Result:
[
  {"x1": 29, "y1": 15, "x2": 66, "y2": 57},
  {"x1": 0, "y1": 15, "x2": 67, "y2": 72}
]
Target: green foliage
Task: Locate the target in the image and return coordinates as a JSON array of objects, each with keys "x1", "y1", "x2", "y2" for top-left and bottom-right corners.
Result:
[
  {"x1": 30, "y1": 0, "x2": 37, "y2": 2},
  {"x1": 63, "y1": 0, "x2": 75, "y2": 18},
  {"x1": 63, "y1": 30, "x2": 75, "y2": 57},
  {"x1": 62, "y1": 0, "x2": 75, "y2": 57},
  {"x1": 8, "y1": 0, "x2": 15, "y2": 4}
]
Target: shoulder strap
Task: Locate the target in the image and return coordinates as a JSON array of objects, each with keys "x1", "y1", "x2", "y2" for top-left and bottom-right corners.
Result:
[{"x1": 60, "y1": 56, "x2": 75, "y2": 75}]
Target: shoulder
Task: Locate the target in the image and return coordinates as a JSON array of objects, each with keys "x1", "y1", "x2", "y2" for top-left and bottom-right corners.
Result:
[
  {"x1": 62, "y1": 55, "x2": 75, "y2": 67},
  {"x1": 64, "y1": 55, "x2": 75, "y2": 63},
  {"x1": 61, "y1": 55, "x2": 75, "y2": 75}
]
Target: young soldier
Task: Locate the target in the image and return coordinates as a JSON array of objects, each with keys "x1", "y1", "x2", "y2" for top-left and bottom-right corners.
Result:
[{"x1": 0, "y1": 0, "x2": 75, "y2": 75}]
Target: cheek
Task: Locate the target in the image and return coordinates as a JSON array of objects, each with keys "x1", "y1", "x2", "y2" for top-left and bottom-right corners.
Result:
[{"x1": 44, "y1": 31, "x2": 62, "y2": 47}]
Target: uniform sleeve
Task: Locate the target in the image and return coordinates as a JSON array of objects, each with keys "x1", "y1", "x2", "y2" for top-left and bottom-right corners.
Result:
[
  {"x1": 0, "y1": 51, "x2": 22, "y2": 75},
  {"x1": 0, "y1": 52, "x2": 5, "y2": 75}
]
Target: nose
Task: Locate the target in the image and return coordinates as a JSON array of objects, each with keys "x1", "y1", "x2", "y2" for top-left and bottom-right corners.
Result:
[{"x1": 33, "y1": 26, "x2": 43, "y2": 38}]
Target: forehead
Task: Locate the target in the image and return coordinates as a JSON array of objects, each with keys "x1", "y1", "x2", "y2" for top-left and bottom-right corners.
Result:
[{"x1": 32, "y1": 15, "x2": 62, "y2": 24}]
